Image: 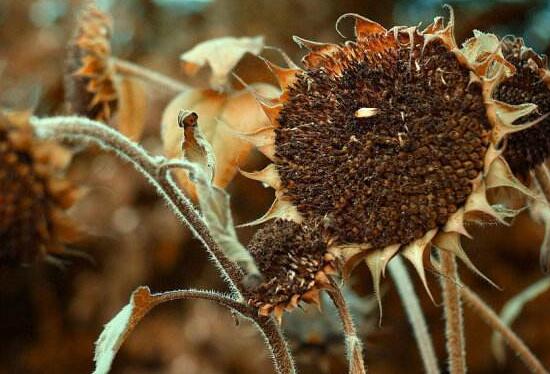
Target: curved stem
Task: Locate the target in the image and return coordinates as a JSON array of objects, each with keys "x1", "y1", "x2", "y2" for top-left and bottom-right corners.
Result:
[
  {"x1": 123, "y1": 288, "x2": 296, "y2": 374},
  {"x1": 111, "y1": 57, "x2": 189, "y2": 93},
  {"x1": 460, "y1": 285, "x2": 548, "y2": 374},
  {"x1": 327, "y1": 279, "x2": 366, "y2": 374},
  {"x1": 388, "y1": 256, "x2": 440, "y2": 374},
  {"x1": 32, "y1": 116, "x2": 297, "y2": 373},
  {"x1": 31, "y1": 116, "x2": 245, "y2": 293},
  {"x1": 439, "y1": 250, "x2": 467, "y2": 374}
]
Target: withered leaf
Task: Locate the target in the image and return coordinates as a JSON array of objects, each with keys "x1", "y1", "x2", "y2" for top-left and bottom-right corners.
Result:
[
  {"x1": 180, "y1": 36, "x2": 265, "y2": 91},
  {"x1": 176, "y1": 112, "x2": 260, "y2": 276},
  {"x1": 93, "y1": 287, "x2": 156, "y2": 374},
  {"x1": 161, "y1": 83, "x2": 279, "y2": 199},
  {"x1": 114, "y1": 76, "x2": 147, "y2": 141}
]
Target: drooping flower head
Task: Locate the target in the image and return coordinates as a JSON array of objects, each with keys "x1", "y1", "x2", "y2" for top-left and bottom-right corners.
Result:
[
  {"x1": 65, "y1": 1, "x2": 118, "y2": 122},
  {"x1": 495, "y1": 37, "x2": 550, "y2": 175},
  {"x1": 239, "y1": 9, "x2": 541, "y2": 311},
  {"x1": 0, "y1": 112, "x2": 79, "y2": 266}
]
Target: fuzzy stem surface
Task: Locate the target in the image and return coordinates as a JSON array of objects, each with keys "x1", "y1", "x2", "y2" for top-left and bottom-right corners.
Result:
[
  {"x1": 439, "y1": 250, "x2": 467, "y2": 374},
  {"x1": 327, "y1": 279, "x2": 366, "y2": 374},
  {"x1": 31, "y1": 116, "x2": 245, "y2": 291}
]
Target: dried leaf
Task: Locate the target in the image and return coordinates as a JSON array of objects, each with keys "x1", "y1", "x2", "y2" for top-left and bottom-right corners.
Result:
[
  {"x1": 177, "y1": 114, "x2": 260, "y2": 276},
  {"x1": 180, "y1": 36, "x2": 264, "y2": 91},
  {"x1": 115, "y1": 76, "x2": 147, "y2": 141},
  {"x1": 161, "y1": 83, "x2": 279, "y2": 199},
  {"x1": 93, "y1": 287, "x2": 155, "y2": 374}
]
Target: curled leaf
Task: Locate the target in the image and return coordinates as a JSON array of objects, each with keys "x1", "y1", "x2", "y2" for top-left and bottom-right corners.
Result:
[
  {"x1": 179, "y1": 110, "x2": 214, "y2": 182},
  {"x1": 180, "y1": 36, "x2": 265, "y2": 91},
  {"x1": 174, "y1": 113, "x2": 260, "y2": 277},
  {"x1": 161, "y1": 83, "x2": 279, "y2": 199}
]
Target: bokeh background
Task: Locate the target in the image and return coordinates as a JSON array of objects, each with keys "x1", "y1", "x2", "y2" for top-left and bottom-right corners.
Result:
[{"x1": 1, "y1": 0, "x2": 550, "y2": 373}]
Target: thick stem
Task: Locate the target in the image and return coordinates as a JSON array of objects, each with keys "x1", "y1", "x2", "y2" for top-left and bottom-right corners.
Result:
[
  {"x1": 256, "y1": 317, "x2": 297, "y2": 374},
  {"x1": 111, "y1": 57, "x2": 188, "y2": 93},
  {"x1": 31, "y1": 116, "x2": 245, "y2": 293},
  {"x1": 439, "y1": 250, "x2": 467, "y2": 374},
  {"x1": 460, "y1": 286, "x2": 548, "y2": 374},
  {"x1": 327, "y1": 279, "x2": 366, "y2": 374},
  {"x1": 388, "y1": 256, "x2": 440, "y2": 374}
]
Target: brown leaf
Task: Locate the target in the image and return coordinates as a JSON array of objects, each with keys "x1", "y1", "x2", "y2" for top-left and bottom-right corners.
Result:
[
  {"x1": 161, "y1": 83, "x2": 279, "y2": 199},
  {"x1": 114, "y1": 76, "x2": 147, "y2": 141},
  {"x1": 180, "y1": 36, "x2": 264, "y2": 91}
]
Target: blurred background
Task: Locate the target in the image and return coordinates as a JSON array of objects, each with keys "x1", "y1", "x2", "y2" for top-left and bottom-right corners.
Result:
[{"x1": 1, "y1": 0, "x2": 549, "y2": 373}]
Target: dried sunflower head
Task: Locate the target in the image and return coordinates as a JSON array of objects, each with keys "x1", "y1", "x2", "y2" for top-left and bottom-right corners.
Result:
[
  {"x1": 245, "y1": 219, "x2": 337, "y2": 322},
  {"x1": 240, "y1": 10, "x2": 539, "y2": 299},
  {"x1": 495, "y1": 36, "x2": 550, "y2": 175},
  {"x1": 65, "y1": 1, "x2": 118, "y2": 122},
  {"x1": 0, "y1": 112, "x2": 79, "y2": 266}
]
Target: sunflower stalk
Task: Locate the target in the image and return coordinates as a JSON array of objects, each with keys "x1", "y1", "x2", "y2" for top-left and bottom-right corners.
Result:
[
  {"x1": 327, "y1": 278, "x2": 366, "y2": 374},
  {"x1": 460, "y1": 285, "x2": 548, "y2": 374},
  {"x1": 30, "y1": 116, "x2": 296, "y2": 374},
  {"x1": 439, "y1": 250, "x2": 467, "y2": 374},
  {"x1": 388, "y1": 256, "x2": 440, "y2": 374},
  {"x1": 491, "y1": 277, "x2": 550, "y2": 365},
  {"x1": 111, "y1": 57, "x2": 189, "y2": 93}
]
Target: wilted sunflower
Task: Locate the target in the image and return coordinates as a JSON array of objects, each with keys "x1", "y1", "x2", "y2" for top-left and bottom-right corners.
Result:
[
  {"x1": 495, "y1": 36, "x2": 550, "y2": 175},
  {"x1": 65, "y1": 1, "x2": 118, "y2": 122},
  {"x1": 240, "y1": 9, "x2": 543, "y2": 313},
  {"x1": 245, "y1": 219, "x2": 337, "y2": 321},
  {"x1": 0, "y1": 112, "x2": 79, "y2": 266}
]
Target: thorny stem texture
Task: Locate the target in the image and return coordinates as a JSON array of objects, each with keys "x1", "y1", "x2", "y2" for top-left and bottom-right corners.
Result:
[
  {"x1": 388, "y1": 256, "x2": 440, "y2": 374},
  {"x1": 460, "y1": 286, "x2": 548, "y2": 374},
  {"x1": 327, "y1": 278, "x2": 366, "y2": 374},
  {"x1": 31, "y1": 116, "x2": 297, "y2": 374},
  {"x1": 111, "y1": 57, "x2": 189, "y2": 93},
  {"x1": 439, "y1": 250, "x2": 467, "y2": 374}
]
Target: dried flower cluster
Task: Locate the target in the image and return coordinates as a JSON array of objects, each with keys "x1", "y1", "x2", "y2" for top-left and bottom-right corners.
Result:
[
  {"x1": 65, "y1": 1, "x2": 118, "y2": 122},
  {"x1": 496, "y1": 37, "x2": 550, "y2": 175},
  {"x1": 241, "y1": 11, "x2": 546, "y2": 314},
  {"x1": 0, "y1": 112, "x2": 78, "y2": 266},
  {"x1": 245, "y1": 219, "x2": 337, "y2": 320}
]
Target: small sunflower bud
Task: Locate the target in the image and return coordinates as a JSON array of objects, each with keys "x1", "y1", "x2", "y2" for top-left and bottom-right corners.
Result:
[{"x1": 244, "y1": 220, "x2": 336, "y2": 319}]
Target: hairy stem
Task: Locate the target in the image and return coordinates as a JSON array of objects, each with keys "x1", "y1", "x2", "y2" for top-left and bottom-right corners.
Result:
[
  {"x1": 33, "y1": 116, "x2": 297, "y2": 373},
  {"x1": 31, "y1": 116, "x2": 245, "y2": 292},
  {"x1": 327, "y1": 279, "x2": 366, "y2": 374},
  {"x1": 255, "y1": 317, "x2": 297, "y2": 374},
  {"x1": 439, "y1": 250, "x2": 467, "y2": 374},
  {"x1": 111, "y1": 57, "x2": 188, "y2": 93},
  {"x1": 140, "y1": 288, "x2": 296, "y2": 374},
  {"x1": 460, "y1": 286, "x2": 548, "y2": 374},
  {"x1": 389, "y1": 256, "x2": 440, "y2": 374}
]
